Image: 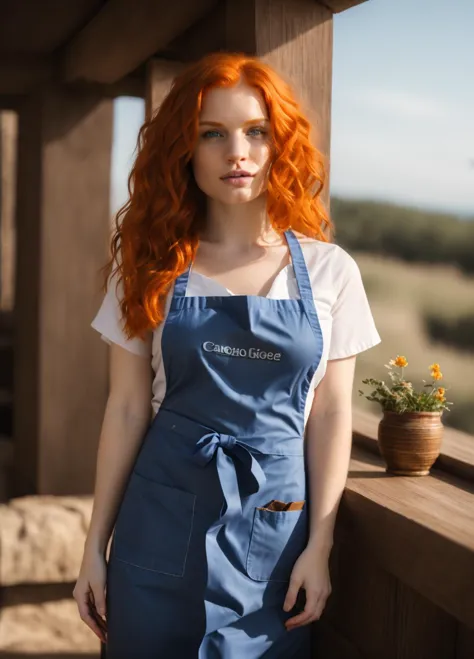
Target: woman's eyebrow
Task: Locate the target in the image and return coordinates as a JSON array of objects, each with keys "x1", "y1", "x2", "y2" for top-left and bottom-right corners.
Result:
[{"x1": 199, "y1": 118, "x2": 269, "y2": 126}]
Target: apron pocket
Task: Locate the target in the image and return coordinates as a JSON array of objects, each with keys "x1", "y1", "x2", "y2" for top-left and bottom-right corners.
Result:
[
  {"x1": 246, "y1": 505, "x2": 308, "y2": 582},
  {"x1": 112, "y1": 471, "x2": 196, "y2": 577}
]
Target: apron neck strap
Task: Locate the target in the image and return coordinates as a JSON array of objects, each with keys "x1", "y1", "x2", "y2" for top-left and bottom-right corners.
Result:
[
  {"x1": 284, "y1": 230, "x2": 313, "y2": 302},
  {"x1": 284, "y1": 230, "x2": 321, "y2": 341},
  {"x1": 173, "y1": 266, "x2": 191, "y2": 298}
]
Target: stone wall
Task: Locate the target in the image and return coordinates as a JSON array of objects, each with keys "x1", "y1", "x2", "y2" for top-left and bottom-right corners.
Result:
[{"x1": 0, "y1": 495, "x2": 101, "y2": 657}]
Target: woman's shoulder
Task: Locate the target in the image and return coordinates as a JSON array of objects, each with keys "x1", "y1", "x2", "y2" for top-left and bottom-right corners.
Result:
[
  {"x1": 292, "y1": 231, "x2": 336, "y2": 248},
  {"x1": 293, "y1": 231, "x2": 354, "y2": 266}
]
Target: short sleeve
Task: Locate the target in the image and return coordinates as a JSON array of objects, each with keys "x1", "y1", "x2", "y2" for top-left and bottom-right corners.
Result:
[
  {"x1": 91, "y1": 269, "x2": 152, "y2": 358},
  {"x1": 327, "y1": 252, "x2": 381, "y2": 360}
]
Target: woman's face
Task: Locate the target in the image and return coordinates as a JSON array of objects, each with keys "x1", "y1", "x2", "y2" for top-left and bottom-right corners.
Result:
[{"x1": 191, "y1": 81, "x2": 272, "y2": 205}]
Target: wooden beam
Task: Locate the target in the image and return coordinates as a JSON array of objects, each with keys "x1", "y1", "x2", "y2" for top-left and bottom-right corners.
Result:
[
  {"x1": 166, "y1": 0, "x2": 369, "y2": 62},
  {"x1": 0, "y1": 56, "x2": 52, "y2": 95},
  {"x1": 165, "y1": 2, "x2": 227, "y2": 62},
  {"x1": 60, "y1": 0, "x2": 217, "y2": 85},
  {"x1": 319, "y1": 0, "x2": 368, "y2": 12},
  {"x1": 68, "y1": 71, "x2": 147, "y2": 100}
]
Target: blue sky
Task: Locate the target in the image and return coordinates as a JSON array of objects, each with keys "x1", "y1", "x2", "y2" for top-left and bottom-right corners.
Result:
[{"x1": 111, "y1": 0, "x2": 474, "y2": 217}]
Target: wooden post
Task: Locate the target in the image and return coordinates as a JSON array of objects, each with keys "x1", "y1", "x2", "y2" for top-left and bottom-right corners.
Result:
[
  {"x1": 226, "y1": 0, "x2": 333, "y2": 162},
  {"x1": 0, "y1": 110, "x2": 17, "y2": 311},
  {"x1": 0, "y1": 110, "x2": 18, "y2": 501},
  {"x1": 13, "y1": 85, "x2": 113, "y2": 495},
  {"x1": 145, "y1": 58, "x2": 187, "y2": 119}
]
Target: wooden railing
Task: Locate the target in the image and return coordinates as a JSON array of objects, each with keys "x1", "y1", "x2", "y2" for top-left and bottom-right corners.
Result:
[{"x1": 313, "y1": 408, "x2": 474, "y2": 658}]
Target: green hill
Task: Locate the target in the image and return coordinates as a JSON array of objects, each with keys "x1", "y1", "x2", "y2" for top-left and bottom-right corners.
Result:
[
  {"x1": 352, "y1": 250, "x2": 474, "y2": 436},
  {"x1": 331, "y1": 197, "x2": 474, "y2": 274}
]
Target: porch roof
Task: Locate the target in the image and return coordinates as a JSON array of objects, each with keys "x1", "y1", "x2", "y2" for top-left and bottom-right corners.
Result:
[{"x1": 0, "y1": 0, "x2": 367, "y2": 95}]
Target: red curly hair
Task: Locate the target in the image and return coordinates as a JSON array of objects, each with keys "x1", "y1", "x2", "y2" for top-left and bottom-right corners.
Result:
[{"x1": 102, "y1": 51, "x2": 333, "y2": 340}]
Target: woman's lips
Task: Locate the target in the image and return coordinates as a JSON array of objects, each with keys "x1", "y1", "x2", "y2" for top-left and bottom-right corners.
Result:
[{"x1": 221, "y1": 174, "x2": 255, "y2": 187}]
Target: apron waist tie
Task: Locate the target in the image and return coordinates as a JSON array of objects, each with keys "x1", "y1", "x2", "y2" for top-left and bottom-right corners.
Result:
[{"x1": 193, "y1": 432, "x2": 266, "y2": 521}]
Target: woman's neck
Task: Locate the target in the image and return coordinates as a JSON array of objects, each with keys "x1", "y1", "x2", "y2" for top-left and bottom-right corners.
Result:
[{"x1": 200, "y1": 197, "x2": 282, "y2": 250}]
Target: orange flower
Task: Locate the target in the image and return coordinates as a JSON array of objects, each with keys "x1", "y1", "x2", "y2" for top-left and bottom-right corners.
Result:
[
  {"x1": 429, "y1": 362, "x2": 441, "y2": 371},
  {"x1": 394, "y1": 355, "x2": 408, "y2": 368},
  {"x1": 434, "y1": 391, "x2": 446, "y2": 402},
  {"x1": 437, "y1": 387, "x2": 445, "y2": 396},
  {"x1": 431, "y1": 370, "x2": 443, "y2": 381}
]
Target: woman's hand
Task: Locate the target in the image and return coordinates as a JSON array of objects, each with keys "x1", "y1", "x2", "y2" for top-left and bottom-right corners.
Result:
[
  {"x1": 283, "y1": 545, "x2": 332, "y2": 630},
  {"x1": 73, "y1": 547, "x2": 108, "y2": 644}
]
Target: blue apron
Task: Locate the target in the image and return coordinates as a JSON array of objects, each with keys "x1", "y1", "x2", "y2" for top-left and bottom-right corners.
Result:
[{"x1": 105, "y1": 230, "x2": 323, "y2": 658}]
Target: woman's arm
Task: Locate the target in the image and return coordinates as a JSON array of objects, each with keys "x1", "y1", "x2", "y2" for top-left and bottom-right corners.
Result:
[
  {"x1": 305, "y1": 355, "x2": 357, "y2": 558},
  {"x1": 282, "y1": 356, "x2": 357, "y2": 628},
  {"x1": 84, "y1": 343, "x2": 153, "y2": 555}
]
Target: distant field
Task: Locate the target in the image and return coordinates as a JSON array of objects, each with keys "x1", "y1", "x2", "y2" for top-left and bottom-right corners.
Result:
[{"x1": 350, "y1": 252, "x2": 474, "y2": 436}]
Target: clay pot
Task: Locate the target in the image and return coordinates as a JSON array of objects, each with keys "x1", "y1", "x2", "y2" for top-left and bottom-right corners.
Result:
[{"x1": 378, "y1": 410, "x2": 444, "y2": 476}]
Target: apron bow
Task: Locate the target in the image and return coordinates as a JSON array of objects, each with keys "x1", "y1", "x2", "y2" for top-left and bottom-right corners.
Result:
[{"x1": 193, "y1": 431, "x2": 266, "y2": 520}]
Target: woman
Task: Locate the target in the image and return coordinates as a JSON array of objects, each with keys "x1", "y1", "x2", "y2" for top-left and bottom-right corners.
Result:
[{"x1": 74, "y1": 51, "x2": 381, "y2": 657}]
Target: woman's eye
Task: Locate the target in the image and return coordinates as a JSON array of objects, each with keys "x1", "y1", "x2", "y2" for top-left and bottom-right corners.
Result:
[
  {"x1": 202, "y1": 130, "x2": 222, "y2": 138},
  {"x1": 248, "y1": 127, "x2": 267, "y2": 136},
  {"x1": 201, "y1": 127, "x2": 267, "y2": 139}
]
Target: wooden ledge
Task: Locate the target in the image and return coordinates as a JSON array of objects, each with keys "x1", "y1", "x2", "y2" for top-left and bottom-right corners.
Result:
[
  {"x1": 353, "y1": 408, "x2": 474, "y2": 482},
  {"x1": 341, "y1": 423, "x2": 474, "y2": 629}
]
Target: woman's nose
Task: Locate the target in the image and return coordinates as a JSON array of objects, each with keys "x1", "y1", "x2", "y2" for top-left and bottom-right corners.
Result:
[{"x1": 225, "y1": 133, "x2": 250, "y2": 161}]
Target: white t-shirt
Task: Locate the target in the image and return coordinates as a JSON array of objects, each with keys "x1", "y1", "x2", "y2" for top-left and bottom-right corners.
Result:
[{"x1": 91, "y1": 239, "x2": 381, "y2": 425}]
